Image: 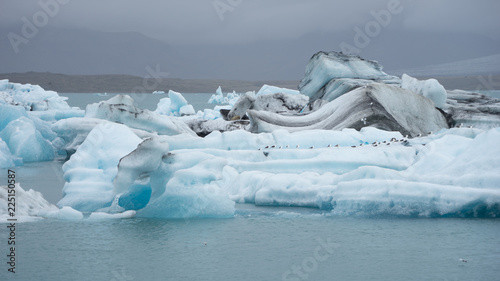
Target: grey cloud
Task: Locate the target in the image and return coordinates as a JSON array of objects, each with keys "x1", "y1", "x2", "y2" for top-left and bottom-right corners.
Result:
[{"x1": 4, "y1": 0, "x2": 498, "y2": 45}]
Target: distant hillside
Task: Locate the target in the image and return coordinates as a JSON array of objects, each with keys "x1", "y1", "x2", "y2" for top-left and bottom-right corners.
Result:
[
  {"x1": 0, "y1": 72, "x2": 300, "y2": 93},
  {"x1": 391, "y1": 54, "x2": 500, "y2": 77},
  {"x1": 1, "y1": 72, "x2": 498, "y2": 93}
]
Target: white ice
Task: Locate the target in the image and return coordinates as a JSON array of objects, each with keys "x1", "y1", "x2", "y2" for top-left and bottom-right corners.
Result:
[
  {"x1": 0, "y1": 79, "x2": 74, "y2": 111},
  {"x1": 401, "y1": 74, "x2": 447, "y2": 108},
  {"x1": 208, "y1": 86, "x2": 242, "y2": 105},
  {"x1": 58, "y1": 122, "x2": 143, "y2": 212},
  {"x1": 85, "y1": 94, "x2": 196, "y2": 136},
  {"x1": 0, "y1": 81, "x2": 83, "y2": 165},
  {"x1": 0, "y1": 116, "x2": 55, "y2": 162},
  {"x1": 57, "y1": 122, "x2": 500, "y2": 218},
  {"x1": 0, "y1": 184, "x2": 58, "y2": 222},
  {"x1": 256, "y1": 84, "x2": 300, "y2": 96},
  {"x1": 155, "y1": 90, "x2": 195, "y2": 116},
  {"x1": 298, "y1": 51, "x2": 399, "y2": 99}
]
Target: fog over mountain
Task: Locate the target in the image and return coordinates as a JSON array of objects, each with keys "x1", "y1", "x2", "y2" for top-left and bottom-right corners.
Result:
[{"x1": 1, "y1": 0, "x2": 499, "y2": 80}]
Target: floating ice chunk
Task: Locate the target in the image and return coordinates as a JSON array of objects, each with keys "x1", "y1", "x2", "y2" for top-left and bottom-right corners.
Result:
[
  {"x1": 202, "y1": 109, "x2": 221, "y2": 120},
  {"x1": 0, "y1": 116, "x2": 55, "y2": 162},
  {"x1": 1, "y1": 104, "x2": 59, "y2": 141},
  {"x1": 155, "y1": 90, "x2": 195, "y2": 116},
  {"x1": 168, "y1": 90, "x2": 190, "y2": 115},
  {"x1": 1, "y1": 184, "x2": 58, "y2": 222},
  {"x1": 256, "y1": 84, "x2": 300, "y2": 96},
  {"x1": 152, "y1": 90, "x2": 165, "y2": 94},
  {"x1": 28, "y1": 109, "x2": 85, "y2": 122},
  {"x1": 298, "y1": 51, "x2": 399, "y2": 99},
  {"x1": 313, "y1": 78, "x2": 373, "y2": 102},
  {"x1": 0, "y1": 79, "x2": 72, "y2": 111},
  {"x1": 443, "y1": 90, "x2": 500, "y2": 129},
  {"x1": 227, "y1": 93, "x2": 309, "y2": 120},
  {"x1": 52, "y1": 118, "x2": 154, "y2": 156},
  {"x1": 0, "y1": 138, "x2": 22, "y2": 168},
  {"x1": 248, "y1": 83, "x2": 449, "y2": 137},
  {"x1": 0, "y1": 104, "x2": 27, "y2": 131},
  {"x1": 0, "y1": 103, "x2": 62, "y2": 164},
  {"x1": 208, "y1": 86, "x2": 241, "y2": 105},
  {"x1": 40, "y1": 206, "x2": 84, "y2": 220},
  {"x1": 85, "y1": 94, "x2": 195, "y2": 136},
  {"x1": 155, "y1": 97, "x2": 172, "y2": 115},
  {"x1": 87, "y1": 210, "x2": 136, "y2": 220},
  {"x1": 113, "y1": 137, "x2": 169, "y2": 196},
  {"x1": 208, "y1": 86, "x2": 225, "y2": 104},
  {"x1": 112, "y1": 137, "x2": 235, "y2": 218},
  {"x1": 401, "y1": 74, "x2": 447, "y2": 108},
  {"x1": 179, "y1": 104, "x2": 195, "y2": 116},
  {"x1": 58, "y1": 122, "x2": 143, "y2": 212},
  {"x1": 185, "y1": 118, "x2": 249, "y2": 137}
]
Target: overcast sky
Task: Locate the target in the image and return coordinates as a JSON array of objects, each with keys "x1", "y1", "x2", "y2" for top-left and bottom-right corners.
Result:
[
  {"x1": 2, "y1": 0, "x2": 499, "y2": 46},
  {"x1": 1, "y1": 0, "x2": 499, "y2": 79}
]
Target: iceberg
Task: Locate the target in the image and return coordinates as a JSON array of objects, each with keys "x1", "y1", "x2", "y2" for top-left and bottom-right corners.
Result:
[
  {"x1": 0, "y1": 81, "x2": 84, "y2": 165},
  {"x1": 155, "y1": 90, "x2": 195, "y2": 116},
  {"x1": 7, "y1": 51, "x2": 500, "y2": 219},
  {"x1": 208, "y1": 86, "x2": 241, "y2": 105},
  {"x1": 58, "y1": 125, "x2": 500, "y2": 218},
  {"x1": 52, "y1": 94, "x2": 196, "y2": 155},
  {"x1": 58, "y1": 122, "x2": 143, "y2": 212},
  {"x1": 298, "y1": 51, "x2": 399, "y2": 101},
  {"x1": 1, "y1": 184, "x2": 58, "y2": 222},
  {"x1": 0, "y1": 79, "x2": 73, "y2": 111},
  {"x1": 311, "y1": 78, "x2": 372, "y2": 102},
  {"x1": 185, "y1": 118, "x2": 249, "y2": 137},
  {"x1": 227, "y1": 92, "x2": 309, "y2": 120},
  {"x1": 401, "y1": 74, "x2": 447, "y2": 108},
  {"x1": 113, "y1": 137, "x2": 235, "y2": 218},
  {"x1": 58, "y1": 124, "x2": 235, "y2": 218},
  {"x1": 248, "y1": 83, "x2": 449, "y2": 136},
  {"x1": 0, "y1": 116, "x2": 55, "y2": 162},
  {"x1": 0, "y1": 138, "x2": 22, "y2": 168},
  {"x1": 85, "y1": 94, "x2": 196, "y2": 136},
  {"x1": 256, "y1": 84, "x2": 300, "y2": 96},
  {"x1": 445, "y1": 90, "x2": 500, "y2": 129}
]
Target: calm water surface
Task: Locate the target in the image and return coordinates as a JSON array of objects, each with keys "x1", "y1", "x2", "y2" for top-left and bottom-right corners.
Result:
[{"x1": 1, "y1": 214, "x2": 499, "y2": 281}]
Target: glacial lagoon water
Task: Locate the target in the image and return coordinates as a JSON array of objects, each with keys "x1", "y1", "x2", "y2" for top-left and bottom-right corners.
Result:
[
  {"x1": 2, "y1": 92, "x2": 500, "y2": 280},
  {"x1": 1, "y1": 199, "x2": 499, "y2": 281}
]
